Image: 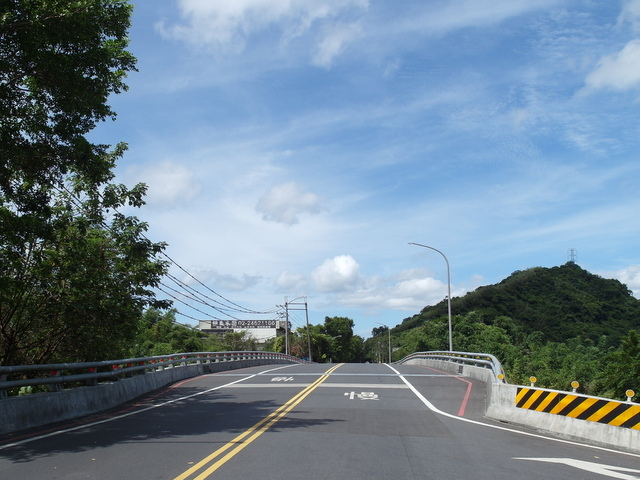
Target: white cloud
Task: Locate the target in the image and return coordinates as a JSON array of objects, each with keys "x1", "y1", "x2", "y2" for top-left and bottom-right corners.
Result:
[
  {"x1": 126, "y1": 161, "x2": 201, "y2": 208},
  {"x1": 584, "y1": 39, "x2": 640, "y2": 92},
  {"x1": 328, "y1": 268, "x2": 468, "y2": 313},
  {"x1": 182, "y1": 267, "x2": 262, "y2": 292},
  {"x1": 275, "y1": 270, "x2": 309, "y2": 292},
  {"x1": 256, "y1": 182, "x2": 325, "y2": 225},
  {"x1": 216, "y1": 273, "x2": 263, "y2": 291},
  {"x1": 159, "y1": 0, "x2": 369, "y2": 63},
  {"x1": 312, "y1": 255, "x2": 361, "y2": 292},
  {"x1": 603, "y1": 265, "x2": 640, "y2": 297},
  {"x1": 618, "y1": 0, "x2": 640, "y2": 32},
  {"x1": 391, "y1": 0, "x2": 559, "y2": 37},
  {"x1": 394, "y1": 276, "x2": 447, "y2": 301},
  {"x1": 312, "y1": 21, "x2": 363, "y2": 68}
]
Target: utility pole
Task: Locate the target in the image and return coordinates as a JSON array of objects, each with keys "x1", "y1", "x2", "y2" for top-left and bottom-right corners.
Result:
[{"x1": 285, "y1": 296, "x2": 312, "y2": 362}]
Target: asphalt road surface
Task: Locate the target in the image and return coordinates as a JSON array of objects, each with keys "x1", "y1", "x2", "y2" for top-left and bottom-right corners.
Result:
[{"x1": 1, "y1": 363, "x2": 639, "y2": 479}]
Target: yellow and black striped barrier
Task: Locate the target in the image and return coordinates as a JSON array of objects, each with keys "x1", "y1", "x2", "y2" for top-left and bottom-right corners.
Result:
[{"x1": 516, "y1": 387, "x2": 640, "y2": 430}]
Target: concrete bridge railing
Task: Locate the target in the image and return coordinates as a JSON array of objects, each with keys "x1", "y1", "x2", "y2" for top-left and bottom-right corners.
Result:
[
  {"x1": 396, "y1": 351, "x2": 640, "y2": 454},
  {"x1": 0, "y1": 351, "x2": 304, "y2": 435}
]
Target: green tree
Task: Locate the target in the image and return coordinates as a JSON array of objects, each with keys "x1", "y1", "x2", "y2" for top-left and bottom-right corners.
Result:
[
  {"x1": 323, "y1": 316, "x2": 355, "y2": 362},
  {"x1": 1, "y1": 0, "x2": 136, "y2": 214},
  {"x1": 1, "y1": 183, "x2": 169, "y2": 364},
  {"x1": 0, "y1": 1, "x2": 171, "y2": 365},
  {"x1": 262, "y1": 335, "x2": 286, "y2": 354},
  {"x1": 131, "y1": 309, "x2": 226, "y2": 357},
  {"x1": 221, "y1": 331, "x2": 258, "y2": 351},
  {"x1": 596, "y1": 330, "x2": 640, "y2": 400}
]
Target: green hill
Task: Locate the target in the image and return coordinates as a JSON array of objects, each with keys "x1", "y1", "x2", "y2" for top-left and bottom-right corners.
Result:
[{"x1": 396, "y1": 262, "x2": 640, "y2": 344}]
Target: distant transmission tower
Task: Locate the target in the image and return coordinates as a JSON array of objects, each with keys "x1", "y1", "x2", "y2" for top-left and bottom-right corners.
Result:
[{"x1": 567, "y1": 248, "x2": 577, "y2": 263}]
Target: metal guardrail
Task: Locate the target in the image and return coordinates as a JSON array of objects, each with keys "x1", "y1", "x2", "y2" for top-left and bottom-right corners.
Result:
[
  {"x1": 0, "y1": 351, "x2": 304, "y2": 398},
  {"x1": 396, "y1": 350, "x2": 506, "y2": 381}
]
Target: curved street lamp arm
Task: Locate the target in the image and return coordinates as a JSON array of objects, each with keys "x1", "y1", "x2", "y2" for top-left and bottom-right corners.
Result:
[{"x1": 408, "y1": 242, "x2": 453, "y2": 352}]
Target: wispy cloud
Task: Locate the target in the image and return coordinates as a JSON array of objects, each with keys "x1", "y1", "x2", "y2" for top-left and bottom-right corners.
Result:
[
  {"x1": 183, "y1": 267, "x2": 262, "y2": 292},
  {"x1": 124, "y1": 160, "x2": 201, "y2": 208},
  {"x1": 584, "y1": 39, "x2": 640, "y2": 92},
  {"x1": 106, "y1": 1, "x2": 640, "y2": 334},
  {"x1": 256, "y1": 182, "x2": 325, "y2": 225},
  {"x1": 618, "y1": 0, "x2": 640, "y2": 31},
  {"x1": 157, "y1": 0, "x2": 369, "y2": 63}
]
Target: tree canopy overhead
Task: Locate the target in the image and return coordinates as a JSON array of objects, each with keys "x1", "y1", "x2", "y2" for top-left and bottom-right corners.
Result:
[
  {"x1": 1, "y1": 1, "x2": 169, "y2": 365},
  {"x1": 0, "y1": 0, "x2": 136, "y2": 209}
]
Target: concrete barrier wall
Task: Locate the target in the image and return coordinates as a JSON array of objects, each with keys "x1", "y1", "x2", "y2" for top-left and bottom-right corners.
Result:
[
  {"x1": 0, "y1": 359, "x2": 287, "y2": 435},
  {"x1": 404, "y1": 357, "x2": 640, "y2": 454},
  {"x1": 403, "y1": 357, "x2": 494, "y2": 383},
  {"x1": 485, "y1": 382, "x2": 640, "y2": 454}
]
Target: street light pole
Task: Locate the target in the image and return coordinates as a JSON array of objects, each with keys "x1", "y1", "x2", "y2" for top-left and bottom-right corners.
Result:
[
  {"x1": 304, "y1": 299, "x2": 312, "y2": 363},
  {"x1": 408, "y1": 242, "x2": 453, "y2": 352},
  {"x1": 284, "y1": 298, "x2": 290, "y2": 356}
]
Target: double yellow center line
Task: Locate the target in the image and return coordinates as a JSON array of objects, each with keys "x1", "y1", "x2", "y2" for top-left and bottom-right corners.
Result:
[{"x1": 173, "y1": 364, "x2": 343, "y2": 480}]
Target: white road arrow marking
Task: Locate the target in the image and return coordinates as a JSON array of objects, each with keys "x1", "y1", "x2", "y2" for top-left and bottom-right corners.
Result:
[{"x1": 514, "y1": 458, "x2": 640, "y2": 479}]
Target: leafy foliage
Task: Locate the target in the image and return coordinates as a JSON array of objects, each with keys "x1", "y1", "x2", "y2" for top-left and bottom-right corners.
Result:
[
  {"x1": 0, "y1": 1, "x2": 171, "y2": 365},
  {"x1": 0, "y1": 170, "x2": 170, "y2": 364},
  {"x1": 388, "y1": 263, "x2": 640, "y2": 400},
  {"x1": 130, "y1": 309, "x2": 224, "y2": 357},
  {"x1": 0, "y1": 0, "x2": 136, "y2": 211},
  {"x1": 596, "y1": 331, "x2": 640, "y2": 399},
  {"x1": 263, "y1": 316, "x2": 364, "y2": 363},
  {"x1": 398, "y1": 263, "x2": 640, "y2": 344}
]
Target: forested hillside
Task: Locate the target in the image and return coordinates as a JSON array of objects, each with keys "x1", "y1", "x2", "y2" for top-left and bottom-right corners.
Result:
[
  {"x1": 377, "y1": 262, "x2": 640, "y2": 400},
  {"x1": 397, "y1": 262, "x2": 640, "y2": 344}
]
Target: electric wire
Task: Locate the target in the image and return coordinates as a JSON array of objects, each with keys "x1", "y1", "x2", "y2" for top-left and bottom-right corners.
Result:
[
  {"x1": 157, "y1": 281, "x2": 241, "y2": 320},
  {"x1": 163, "y1": 273, "x2": 245, "y2": 314},
  {"x1": 163, "y1": 271, "x2": 276, "y2": 315},
  {"x1": 160, "y1": 250, "x2": 278, "y2": 315},
  {"x1": 52, "y1": 183, "x2": 279, "y2": 321},
  {"x1": 156, "y1": 285, "x2": 232, "y2": 321}
]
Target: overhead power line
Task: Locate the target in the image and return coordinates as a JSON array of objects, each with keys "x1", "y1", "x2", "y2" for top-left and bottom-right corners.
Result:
[
  {"x1": 52, "y1": 183, "x2": 278, "y2": 320},
  {"x1": 160, "y1": 251, "x2": 278, "y2": 315}
]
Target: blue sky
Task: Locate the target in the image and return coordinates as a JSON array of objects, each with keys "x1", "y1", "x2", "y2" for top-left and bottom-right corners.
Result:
[{"x1": 94, "y1": 0, "x2": 640, "y2": 338}]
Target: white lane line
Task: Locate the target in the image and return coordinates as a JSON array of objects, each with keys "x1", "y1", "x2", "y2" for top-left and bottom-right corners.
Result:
[
  {"x1": 385, "y1": 364, "x2": 640, "y2": 460},
  {"x1": 515, "y1": 458, "x2": 640, "y2": 480},
  {"x1": 223, "y1": 383, "x2": 409, "y2": 389},
  {"x1": 235, "y1": 372, "x2": 449, "y2": 377},
  {"x1": 320, "y1": 383, "x2": 408, "y2": 389},
  {"x1": 0, "y1": 364, "x2": 298, "y2": 450}
]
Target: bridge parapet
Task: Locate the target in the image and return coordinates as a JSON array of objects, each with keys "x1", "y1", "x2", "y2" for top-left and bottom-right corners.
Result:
[
  {"x1": 397, "y1": 350, "x2": 639, "y2": 454},
  {"x1": 0, "y1": 351, "x2": 304, "y2": 435},
  {"x1": 487, "y1": 382, "x2": 640, "y2": 454},
  {"x1": 396, "y1": 350, "x2": 505, "y2": 382}
]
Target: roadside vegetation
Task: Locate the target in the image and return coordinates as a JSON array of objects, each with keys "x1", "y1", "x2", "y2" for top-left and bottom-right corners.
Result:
[
  {"x1": 0, "y1": 1, "x2": 171, "y2": 366},
  {"x1": 368, "y1": 263, "x2": 640, "y2": 401}
]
